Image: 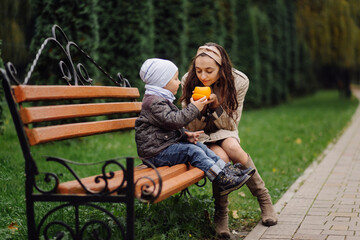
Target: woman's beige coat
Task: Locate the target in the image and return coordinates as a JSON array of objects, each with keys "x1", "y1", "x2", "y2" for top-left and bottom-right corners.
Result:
[{"x1": 181, "y1": 68, "x2": 249, "y2": 143}]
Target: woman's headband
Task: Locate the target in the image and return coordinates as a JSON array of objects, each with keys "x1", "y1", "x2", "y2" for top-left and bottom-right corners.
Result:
[{"x1": 195, "y1": 45, "x2": 222, "y2": 65}]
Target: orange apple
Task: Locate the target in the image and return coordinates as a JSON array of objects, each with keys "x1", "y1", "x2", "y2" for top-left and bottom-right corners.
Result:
[
  {"x1": 192, "y1": 86, "x2": 211, "y2": 100},
  {"x1": 192, "y1": 93, "x2": 206, "y2": 100}
]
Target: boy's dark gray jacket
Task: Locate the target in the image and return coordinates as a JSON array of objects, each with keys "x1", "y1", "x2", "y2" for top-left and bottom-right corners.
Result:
[{"x1": 135, "y1": 94, "x2": 201, "y2": 159}]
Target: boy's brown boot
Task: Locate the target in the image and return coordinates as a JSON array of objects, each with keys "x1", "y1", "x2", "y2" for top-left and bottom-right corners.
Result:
[
  {"x1": 241, "y1": 155, "x2": 277, "y2": 226},
  {"x1": 212, "y1": 183, "x2": 231, "y2": 238}
]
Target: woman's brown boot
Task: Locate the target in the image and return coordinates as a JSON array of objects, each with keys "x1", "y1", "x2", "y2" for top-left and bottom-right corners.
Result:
[
  {"x1": 213, "y1": 183, "x2": 231, "y2": 238},
  {"x1": 241, "y1": 155, "x2": 277, "y2": 226}
]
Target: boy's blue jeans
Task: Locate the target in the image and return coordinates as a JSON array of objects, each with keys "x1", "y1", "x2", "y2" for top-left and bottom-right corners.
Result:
[{"x1": 145, "y1": 142, "x2": 226, "y2": 181}]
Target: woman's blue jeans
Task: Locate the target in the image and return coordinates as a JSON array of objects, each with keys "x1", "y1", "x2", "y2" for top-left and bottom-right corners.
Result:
[{"x1": 146, "y1": 142, "x2": 226, "y2": 181}]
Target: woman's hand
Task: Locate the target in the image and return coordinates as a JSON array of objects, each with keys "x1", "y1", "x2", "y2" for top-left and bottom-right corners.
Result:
[
  {"x1": 185, "y1": 130, "x2": 204, "y2": 144},
  {"x1": 190, "y1": 96, "x2": 208, "y2": 111},
  {"x1": 208, "y1": 93, "x2": 220, "y2": 109}
]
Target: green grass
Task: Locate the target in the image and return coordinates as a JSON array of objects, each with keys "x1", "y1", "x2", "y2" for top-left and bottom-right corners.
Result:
[{"x1": 0, "y1": 90, "x2": 358, "y2": 239}]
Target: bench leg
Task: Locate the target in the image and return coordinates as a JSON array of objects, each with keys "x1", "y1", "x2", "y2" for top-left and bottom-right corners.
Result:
[
  {"x1": 26, "y1": 197, "x2": 37, "y2": 240},
  {"x1": 126, "y1": 200, "x2": 134, "y2": 240},
  {"x1": 126, "y1": 157, "x2": 135, "y2": 240}
]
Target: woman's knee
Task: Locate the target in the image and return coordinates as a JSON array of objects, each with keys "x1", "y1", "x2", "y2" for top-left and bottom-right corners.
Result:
[
  {"x1": 221, "y1": 138, "x2": 249, "y2": 160},
  {"x1": 208, "y1": 144, "x2": 230, "y2": 162},
  {"x1": 222, "y1": 138, "x2": 243, "y2": 152}
]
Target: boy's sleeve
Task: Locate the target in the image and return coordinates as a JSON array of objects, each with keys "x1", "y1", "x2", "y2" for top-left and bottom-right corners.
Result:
[{"x1": 148, "y1": 98, "x2": 201, "y2": 130}]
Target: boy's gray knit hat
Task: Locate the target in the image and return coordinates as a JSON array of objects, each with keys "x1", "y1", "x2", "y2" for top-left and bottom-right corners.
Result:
[{"x1": 139, "y1": 58, "x2": 178, "y2": 87}]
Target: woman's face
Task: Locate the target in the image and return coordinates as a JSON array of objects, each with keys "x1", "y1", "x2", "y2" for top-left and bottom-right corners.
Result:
[{"x1": 195, "y1": 55, "x2": 220, "y2": 87}]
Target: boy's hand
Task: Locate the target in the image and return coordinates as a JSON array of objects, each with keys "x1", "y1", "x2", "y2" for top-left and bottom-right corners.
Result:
[
  {"x1": 185, "y1": 130, "x2": 204, "y2": 144},
  {"x1": 191, "y1": 96, "x2": 208, "y2": 111}
]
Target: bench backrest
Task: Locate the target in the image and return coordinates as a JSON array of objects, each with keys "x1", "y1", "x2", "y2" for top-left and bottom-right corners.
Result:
[{"x1": 12, "y1": 85, "x2": 141, "y2": 146}]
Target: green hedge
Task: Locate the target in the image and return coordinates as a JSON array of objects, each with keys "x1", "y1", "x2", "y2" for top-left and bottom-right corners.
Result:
[
  {"x1": 23, "y1": 0, "x2": 359, "y2": 107},
  {"x1": 0, "y1": 40, "x2": 4, "y2": 135},
  {"x1": 28, "y1": 0, "x2": 100, "y2": 85}
]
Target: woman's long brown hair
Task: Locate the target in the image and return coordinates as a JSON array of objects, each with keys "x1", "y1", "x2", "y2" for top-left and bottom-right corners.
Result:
[{"x1": 180, "y1": 42, "x2": 238, "y2": 120}]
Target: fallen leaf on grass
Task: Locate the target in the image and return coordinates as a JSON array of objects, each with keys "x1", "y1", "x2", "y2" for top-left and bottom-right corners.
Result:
[
  {"x1": 8, "y1": 222, "x2": 18, "y2": 232},
  {"x1": 232, "y1": 210, "x2": 239, "y2": 219},
  {"x1": 238, "y1": 191, "x2": 246, "y2": 197},
  {"x1": 295, "y1": 138, "x2": 302, "y2": 144}
]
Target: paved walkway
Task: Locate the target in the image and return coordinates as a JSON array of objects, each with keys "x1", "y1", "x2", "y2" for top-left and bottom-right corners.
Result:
[{"x1": 244, "y1": 86, "x2": 360, "y2": 240}]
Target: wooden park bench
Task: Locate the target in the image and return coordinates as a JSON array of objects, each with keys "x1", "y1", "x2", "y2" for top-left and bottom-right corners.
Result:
[{"x1": 1, "y1": 25, "x2": 205, "y2": 240}]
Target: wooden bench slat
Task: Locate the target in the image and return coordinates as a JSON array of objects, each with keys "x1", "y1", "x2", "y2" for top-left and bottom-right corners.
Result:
[
  {"x1": 13, "y1": 85, "x2": 140, "y2": 103},
  {"x1": 133, "y1": 164, "x2": 189, "y2": 198},
  {"x1": 20, "y1": 102, "x2": 142, "y2": 124},
  {"x1": 153, "y1": 167, "x2": 205, "y2": 203},
  {"x1": 26, "y1": 118, "x2": 136, "y2": 145}
]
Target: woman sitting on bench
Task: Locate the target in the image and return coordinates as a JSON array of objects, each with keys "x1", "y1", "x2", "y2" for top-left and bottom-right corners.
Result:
[{"x1": 181, "y1": 43, "x2": 278, "y2": 238}]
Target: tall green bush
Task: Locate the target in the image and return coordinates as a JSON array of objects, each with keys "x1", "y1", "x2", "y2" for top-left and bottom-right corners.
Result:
[
  {"x1": 348, "y1": 0, "x2": 360, "y2": 84},
  {"x1": 233, "y1": 0, "x2": 252, "y2": 71},
  {"x1": 256, "y1": 0, "x2": 288, "y2": 104},
  {"x1": 0, "y1": 41, "x2": 3, "y2": 67},
  {"x1": 0, "y1": 40, "x2": 4, "y2": 135},
  {"x1": 186, "y1": 0, "x2": 218, "y2": 62},
  {"x1": 28, "y1": 0, "x2": 99, "y2": 85},
  {"x1": 215, "y1": 0, "x2": 237, "y2": 59},
  {"x1": 278, "y1": 0, "x2": 292, "y2": 101},
  {"x1": 296, "y1": 39, "x2": 316, "y2": 94},
  {"x1": 98, "y1": 0, "x2": 154, "y2": 90},
  {"x1": 254, "y1": 6, "x2": 274, "y2": 106},
  {"x1": 233, "y1": 0, "x2": 264, "y2": 108},
  {"x1": 241, "y1": 6, "x2": 271, "y2": 108},
  {"x1": 153, "y1": 0, "x2": 188, "y2": 76},
  {"x1": 296, "y1": 0, "x2": 360, "y2": 92},
  {"x1": 235, "y1": 0, "x2": 315, "y2": 106},
  {"x1": 0, "y1": 0, "x2": 32, "y2": 76},
  {"x1": 286, "y1": 0, "x2": 315, "y2": 97}
]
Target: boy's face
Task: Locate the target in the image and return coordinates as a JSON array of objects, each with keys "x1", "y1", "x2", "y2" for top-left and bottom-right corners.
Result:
[{"x1": 164, "y1": 71, "x2": 180, "y2": 95}]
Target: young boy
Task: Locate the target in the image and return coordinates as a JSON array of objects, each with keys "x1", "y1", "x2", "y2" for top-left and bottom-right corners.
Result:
[{"x1": 135, "y1": 58, "x2": 253, "y2": 196}]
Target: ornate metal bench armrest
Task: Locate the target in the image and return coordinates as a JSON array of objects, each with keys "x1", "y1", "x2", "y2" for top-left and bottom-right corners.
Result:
[
  {"x1": 34, "y1": 156, "x2": 163, "y2": 202},
  {"x1": 32, "y1": 156, "x2": 130, "y2": 195},
  {"x1": 136, "y1": 159, "x2": 162, "y2": 203}
]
